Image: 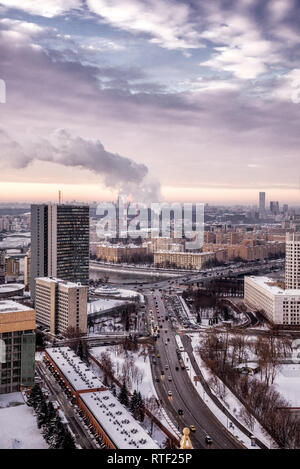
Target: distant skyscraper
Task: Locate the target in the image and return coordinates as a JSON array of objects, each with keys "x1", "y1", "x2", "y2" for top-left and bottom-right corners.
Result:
[
  {"x1": 30, "y1": 204, "x2": 89, "y2": 299},
  {"x1": 259, "y1": 192, "x2": 265, "y2": 214},
  {"x1": 270, "y1": 201, "x2": 279, "y2": 215},
  {"x1": 285, "y1": 232, "x2": 300, "y2": 290}
]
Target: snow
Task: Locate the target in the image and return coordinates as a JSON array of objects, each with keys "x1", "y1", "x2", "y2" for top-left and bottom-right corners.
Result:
[
  {"x1": 0, "y1": 393, "x2": 47, "y2": 449},
  {"x1": 185, "y1": 334, "x2": 277, "y2": 449},
  {"x1": 46, "y1": 347, "x2": 105, "y2": 392},
  {"x1": 80, "y1": 390, "x2": 159, "y2": 449},
  {"x1": 273, "y1": 364, "x2": 300, "y2": 407},
  {"x1": 88, "y1": 298, "x2": 126, "y2": 315}
]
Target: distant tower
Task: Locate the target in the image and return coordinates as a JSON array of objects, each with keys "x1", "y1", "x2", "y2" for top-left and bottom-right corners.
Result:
[
  {"x1": 285, "y1": 232, "x2": 300, "y2": 289},
  {"x1": 259, "y1": 192, "x2": 265, "y2": 215}
]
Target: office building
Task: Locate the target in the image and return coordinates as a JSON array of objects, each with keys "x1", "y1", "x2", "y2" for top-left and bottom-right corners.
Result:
[
  {"x1": 244, "y1": 276, "x2": 300, "y2": 326},
  {"x1": 0, "y1": 300, "x2": 36, "y2": 394},
  {"x1": 31, "y1": 204, "x2": 89, "y2": 298},
  {"x1": 270, "y1": 201, "x2": 279, "y2": 215},
  {"x1": 285, "y1": 232, "x2": 300, "y2": 290},
  {"x1": 35, "y1": 277, "x2": 88, "y2": 335}
]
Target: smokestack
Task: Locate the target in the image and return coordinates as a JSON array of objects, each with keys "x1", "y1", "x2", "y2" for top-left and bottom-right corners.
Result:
[{"x1": 58, "y1": 190, "x2": 62, "y2": 204}]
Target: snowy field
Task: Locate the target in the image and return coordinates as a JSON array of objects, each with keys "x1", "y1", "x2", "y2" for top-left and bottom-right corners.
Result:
[
  {"x1": 0, "y1": 393, "x2": 47, "y2": 449},
  {"x1": 273, "y1": 364, "x2": 300, "y2": 407}
]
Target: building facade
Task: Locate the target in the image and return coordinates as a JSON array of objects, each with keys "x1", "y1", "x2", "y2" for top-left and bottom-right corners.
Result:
[
  {"x1": 154, "y1": 250, "x2": 215, "y2": 269},
  {"x1": 0, "y1": 300, "x2": 36, "y2": 394},
  {"x1": 285, "y1": 232, "x2": 300, "y2": 290},
  {"x1": 96, "y1": 244, "x2": 147, "y2": 263},
  {"x1": 35, "y1": 277, "x2": 88, "y2": 335},
  {"x1": 31, "y1": 204, "x2": 89, "y2": 299},
  {"x1": 244, "y1": 276, "x2": 300, "y2": 326}
]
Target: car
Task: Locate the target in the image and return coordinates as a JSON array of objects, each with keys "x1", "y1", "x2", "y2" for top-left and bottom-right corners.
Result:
[
  {"x1": 155, "y1": 377, "x2": 160, "y2": 382},
  {"x1": 168, "y1": 376, "x2": 172, "y2": 381},
  {"x1": 178, "y1": 409, "x2": 183, "y2": 415},
  {"x1": 168, "y1": 391, "x2": 172, "y2": 396},
  {"x1": 165, "y1": 342, "x2": 168, "y2": 346},
  {"x1": 190, "y1": 425, "x2": 196, "y2": 432},
  {"x1": 167, "y1": 337, "x2": 170, "y2": 342},
  {"x1": 161, "y1": 370, "x2": 165, "y2": 375},
  {"x1": 157, "y1": 353, "x2": 160, "y2": 358},
  {"x1": 175, "y1": 366, "x2": 179, "y2": 371},
  {"x1": 165, "y1": 365, "x2": 169, "y2": 370},
  {"x1": 205, "y1": 435, "x2": 212, "y2": 444}
]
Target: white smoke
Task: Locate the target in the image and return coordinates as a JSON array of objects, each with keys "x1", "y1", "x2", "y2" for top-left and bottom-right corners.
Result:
[{"x1": 0, "y1": 128, "x2": 161, "y2": 202}]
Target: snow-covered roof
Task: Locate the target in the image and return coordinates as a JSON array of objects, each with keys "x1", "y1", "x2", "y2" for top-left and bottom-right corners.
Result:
[
  {"x1": 246, "y1": 276, "x2": 300, "y2": 296},
  {"x1": 45, "y1": 347, "x2": 104, "y2": 392},
  {"x1": 88, "y1": 298, "x2": 126, "y2": 315},
  {"x1": 0, "y1": 283, "x2": 24, "y2": 294},
  {"x1": 0, "y1": 300, "x2": 32, "y2": 314},
  {"x1": 80, "y1": 390, "x2": 159, "y2": 449},
  {"x1": 45, "y1": 347, "x2": 159, "y2": 449}
]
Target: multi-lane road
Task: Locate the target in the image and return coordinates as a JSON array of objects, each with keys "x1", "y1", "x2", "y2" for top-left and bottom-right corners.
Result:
[{"x1": 147, "y1": 290, "x2": 244, "y2": 449}]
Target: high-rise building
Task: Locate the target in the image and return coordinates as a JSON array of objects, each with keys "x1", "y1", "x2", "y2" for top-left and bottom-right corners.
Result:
[
  {"x1": 35, "y1": 277, "x2": 88, "y2": 335},
  {"x1": 285, "y1": 232, "x2": 300, "y2": 290},
  {"x1": 0, "y1": 300, "x2": 36, "y2": 394},
  {"x1": 0, "y1": 250, "x2": 5, "y2": 285},
  {"x1": 259, "y1": 192, "x2": 265, "y2": 214},
  {"x1": 270, "y1": 201, "x2": 279, "y2": 215},
  {"x1": 30, "y1": 204, "x2": 90, "y2": 298},
  {"x1": 24, "y1": 249, "x2": 31, "y2": 291}
]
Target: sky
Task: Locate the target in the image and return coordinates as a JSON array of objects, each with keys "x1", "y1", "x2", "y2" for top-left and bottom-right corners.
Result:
[{"x1": 0, "y1": 0, "x2": 299, "y2": 205}]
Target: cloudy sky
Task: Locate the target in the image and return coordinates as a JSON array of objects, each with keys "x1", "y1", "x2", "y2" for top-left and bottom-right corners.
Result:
[{"x1": 0, "y1": 0, "x2": 299, "y2": 205}]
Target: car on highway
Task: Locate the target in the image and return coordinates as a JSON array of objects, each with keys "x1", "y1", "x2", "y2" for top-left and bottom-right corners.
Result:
[
  {"x1": 157, "y1": 353, "x2": 160, "y2": 358},
  {"x1": 175, "y1": 365, "x2": 179, "y2": 371},
  {"x1": 168, "y1": 376, "x2": 172, "y2": 381},
  {"x1": 190, "y1": 425, "x2": 196, "y2": 432},
  {"x1": 205, "y1": 435, "x2": 212, "y2": 444},
  {"x1": 168, "y1": 391, "x2": 172, "y2": 396},
  {"x1": 165, "y1": 341, "x2": 168, "y2": 345},
  {"x1": 165, "y1": 365, "x2": 169, "y2": 370},
  {"x1": 155, "y1": 376, "x2": 160, "y2": 382},
  {"x1": 178, "y1": 409, "x2": 183, "y2": 415}
]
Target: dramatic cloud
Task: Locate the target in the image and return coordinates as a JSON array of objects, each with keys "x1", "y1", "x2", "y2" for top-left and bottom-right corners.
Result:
[
  {"x1": 0, "y1": 1, "x2": 299, "y2": 203},
  {"x1": 0, "y1": 0, "x2": 82, "y2": 18}
]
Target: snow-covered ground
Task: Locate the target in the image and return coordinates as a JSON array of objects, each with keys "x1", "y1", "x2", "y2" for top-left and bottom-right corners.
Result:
[
  {"x1": 0, "y1": 393, "x2": 47, "y2": 449},
  {"x1": 186, "y1": 334, "x2": 277, "y2": 449},
  {"x1": 91, "y1": 344, "x2": 181, "y2": 444},
  {"x1": 273, "y1": 364, "x2": 300, "y2": 407}
]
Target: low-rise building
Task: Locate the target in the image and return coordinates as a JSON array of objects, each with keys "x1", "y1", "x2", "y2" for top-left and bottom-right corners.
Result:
[
  {"x1": 96, "y1": 244, "x2": 147, "y2": 263},
  {"x1": 154, "y1": 250, "x2": 215, "y2": 269}
]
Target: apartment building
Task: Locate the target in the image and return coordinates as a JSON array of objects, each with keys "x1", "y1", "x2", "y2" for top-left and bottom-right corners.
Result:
[
  {"x1": 96, "y1": 244, "x2": 147, "y2": 263},
  {"x1": 0, "y1": 300, "x2": 36, "y2": 394},
  {"x1": 35, "y1": 277, "x2": 88, "y2": 335},
  {"x1": 285, "y1": 232, "x2": 300, "y2": 290},
  {"x1": 0, "y1": 250, "x2": 5, "y2": 285},
  {"x1": 154, "y1": 250, "x2": 215, "y2": 269}
]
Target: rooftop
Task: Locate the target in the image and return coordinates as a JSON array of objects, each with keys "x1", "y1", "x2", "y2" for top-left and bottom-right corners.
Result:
[
  {"x1": 247, "y1": 276, "x2": 300, "y2": 296},
  {"x1": 37, "y1": 277, "x2": 86, "y2": 289},
  {"x1": 0, "y1": 300, "x2": 32, "y2": 314},
  {"x1": 45, "y1": 347, "x2": 159, "y2": 449}
]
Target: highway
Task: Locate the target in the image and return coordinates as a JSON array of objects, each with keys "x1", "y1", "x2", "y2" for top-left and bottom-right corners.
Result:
[{"x1": 147, "y1": 290, "x2": 244, "y2": 449}]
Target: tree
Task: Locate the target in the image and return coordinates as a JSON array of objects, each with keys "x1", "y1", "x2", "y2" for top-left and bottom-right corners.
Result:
[
  {"x1": 118, "y1": 381, "x2": 129, "y2": 407},
  {"x1": 130, "y1": 390, "x2": 138, "y2": 414}
]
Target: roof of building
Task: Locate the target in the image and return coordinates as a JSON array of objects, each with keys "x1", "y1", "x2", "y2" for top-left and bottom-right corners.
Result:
[
  {"x1": 36, "y1": 277, "x2": 87, "y2": 289},
  {"x1": 45, "y1": 347, "x2": 159, "y2": 449},
  {"x1": 0, "y1": 300, "x2": 32, "y2": 314},
  {"x1": 246, "y1": 276, "x2": 300, "y2": 296}
]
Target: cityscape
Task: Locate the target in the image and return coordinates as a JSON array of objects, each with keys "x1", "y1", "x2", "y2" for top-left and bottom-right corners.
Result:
[{"x1": 0, "y1": 0, "x2": 300, "y2": 459}]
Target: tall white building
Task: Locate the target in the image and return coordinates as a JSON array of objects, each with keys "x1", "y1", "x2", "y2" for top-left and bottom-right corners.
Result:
[
  {"x1": 35, "y1": 277, "x2": 88, "y2": 335},
  {"x1": 285, "y1": 232, "x2": 300, "y2": 290}
]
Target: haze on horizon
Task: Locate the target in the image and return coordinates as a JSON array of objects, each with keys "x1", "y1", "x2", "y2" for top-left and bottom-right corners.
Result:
[{"x1": 0, "y1": 0, "x2": 299, "y2": 205}]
